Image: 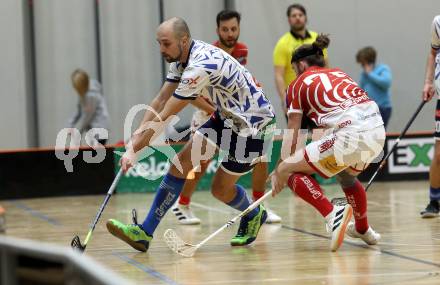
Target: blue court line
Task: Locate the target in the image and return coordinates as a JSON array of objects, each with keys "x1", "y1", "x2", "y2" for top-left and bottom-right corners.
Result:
[
  {"x1": 112, "y1": 252, "x2": 180, "y2": 285},
  {"x1": 10, "y1": 201, "x2": 61, "y2": 226},
  {"x1": 282, "y1": 225, "x2": 440, "y2": 269}
]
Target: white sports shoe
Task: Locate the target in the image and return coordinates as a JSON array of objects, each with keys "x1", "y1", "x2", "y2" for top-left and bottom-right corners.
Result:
[
  {"x1": 265, "y1": 206, "x2": 282, "y2": 224},
  {"x1": 326, "y1": 204, "x2": 353, "y2": 252},
  {"x1": 346, "y1": 222, "x2": 381, "y2": 245},
  {"x1": 171, "y1": 202, "x2": 201, "y2": 225}
]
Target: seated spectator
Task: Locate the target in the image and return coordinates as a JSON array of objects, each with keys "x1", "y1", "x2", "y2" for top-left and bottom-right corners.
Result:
[{"x1": 67, "y1": 69, "x2": 110, "y2": 145}]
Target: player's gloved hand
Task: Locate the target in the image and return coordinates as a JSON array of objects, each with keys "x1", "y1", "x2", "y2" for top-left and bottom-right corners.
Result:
[
  {"x1": 422, "y1": 81, "x2": 436, "y2": 102},
  {"x1": 120, "y1": 148, "x2": 137, "y2": 173},
  {"x1": 271, "y1": 163, "x2": 290, "y2": 197}
]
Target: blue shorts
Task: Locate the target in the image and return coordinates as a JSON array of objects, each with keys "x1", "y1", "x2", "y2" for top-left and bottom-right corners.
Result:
[{"x1": 195, "y1": 113, "x2": 275, "y2": 175}]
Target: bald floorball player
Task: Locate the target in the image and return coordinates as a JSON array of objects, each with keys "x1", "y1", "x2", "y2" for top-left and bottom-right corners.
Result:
[
  {"x1": 106, "y1": 18, "x2": 276, "y2": 252},
  {"x1": 171, "y1": 10, "x2": 281, "y2": 225}
]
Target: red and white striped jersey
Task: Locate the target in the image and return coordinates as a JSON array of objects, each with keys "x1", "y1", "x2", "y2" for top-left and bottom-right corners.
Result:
[{"x1": 286, "y1": 67, "x2": 383, "y2": 130}]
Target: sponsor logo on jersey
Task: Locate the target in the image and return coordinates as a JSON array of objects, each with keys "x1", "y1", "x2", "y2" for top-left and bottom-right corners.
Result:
[
  {"x1": 180, "y1": 76, "x2": 200, "y2": 86},
  {"x1": 340, "y1": 94, "x2": 370, "y2": 110},
  {"x1": 357, "y1": 111, "x2": 380, "y2": 121},
  {"x1": 338, "y1": 120, "x2": 352, "y2": 129}
]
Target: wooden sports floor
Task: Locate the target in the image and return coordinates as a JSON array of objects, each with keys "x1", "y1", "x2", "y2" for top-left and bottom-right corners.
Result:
[{"x1": 2, "y1": 181, "x2": 440, "y2": 285}]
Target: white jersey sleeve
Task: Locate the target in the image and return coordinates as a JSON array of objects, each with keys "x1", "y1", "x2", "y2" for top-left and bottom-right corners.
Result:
[
  {"x1": 432, "y1": 15, "x2": 440, "y2": 50},
  {"x1": 173, "y1": 66, "x2": 210, "y2": 100},
  {"x1": 166, "y1": 62, "x2": 183, "y2": 82}
]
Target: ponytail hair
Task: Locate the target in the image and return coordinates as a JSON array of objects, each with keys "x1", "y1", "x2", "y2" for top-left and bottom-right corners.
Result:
[{"x1": 291, "y1": 34, "x2": 330, "y2": 67}]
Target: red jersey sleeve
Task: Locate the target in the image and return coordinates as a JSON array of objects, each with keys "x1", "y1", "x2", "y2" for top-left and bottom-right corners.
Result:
[
  {"x1": 231, "y1": 42, "x2": 248, "y2": 66},
  {"x1": 213, "y1": 41, "x2": 248, "y2": 66},
  {"x1": 286, "y1": 78, "x2": 303, "y2": 115}
]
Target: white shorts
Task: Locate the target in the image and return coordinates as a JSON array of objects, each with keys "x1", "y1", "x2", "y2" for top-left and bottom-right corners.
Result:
[
  {"x1": 191, "y1": 110, "x2": 211, "y2": 133},
  {"x1": 304, "y1": 126, "x2": 386, "y2": 178}
]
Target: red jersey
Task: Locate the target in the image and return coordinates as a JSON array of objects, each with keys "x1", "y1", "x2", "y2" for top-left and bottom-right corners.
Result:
[
  {"x1": 213, "y1": 41, "x2": 248, "y2": 66},
  {"x1": 286, "y1": 67, "x2": 383, "y2": 130}
]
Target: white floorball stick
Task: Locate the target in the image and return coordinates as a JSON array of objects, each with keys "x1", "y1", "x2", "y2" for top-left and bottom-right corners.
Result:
[{"x1": 164, "y1": 189, "x2": 273, "y2": 257}]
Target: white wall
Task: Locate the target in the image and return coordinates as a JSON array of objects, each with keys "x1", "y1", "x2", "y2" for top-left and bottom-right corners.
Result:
[
  {"x1": 33, "y1": 0, "x2": 98, "y2": 147},
  {"x1": 0, "y1": 0, "x2": 439, "y2": 148},
  {"x1": 163, "y1": 0, "x2": 224, "y2": 128},
  {"x1": 0, "y1": 0, "x2": 31, "y2": 149},
  {"x1": 99, "y1": 0, "x2": 162, "y2": 143},
  {"x1": 236, "y1": 0, "x2": 439, "y2": 131}
]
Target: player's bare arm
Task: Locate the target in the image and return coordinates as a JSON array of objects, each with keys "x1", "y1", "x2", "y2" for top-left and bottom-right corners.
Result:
[
  {"x1": 191, "y1": 96, "x2": 216, "y2": 114},
  {"x1": 272, "y1": 112, "x2": 302, "y2": 196},
  {"x1": 423, "y1": 48, "x2": 437, "y2": 102},
  {"x1": 274, "y1": 66, "x2": 287, "y2": 111},
  {"x1": 286, "y1": 112, "x2": 303, "y2": 156},
  {"x1": 137, "y1": 81, "x2": 178, "y2": 128},
  {"x1": 122, "y1": 96, "x2": 190, "y2": 172}
]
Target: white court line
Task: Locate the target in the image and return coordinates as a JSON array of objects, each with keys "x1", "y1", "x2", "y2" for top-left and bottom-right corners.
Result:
[
  {"x1": 366, "y1": 199, "x2": 425, "y2": 208},
  {"x1": 390, "y1": 200, "x2": 426, "y2": 208},
  {"x1": 183, "y1": 271, "x2": 440, "y2": 284},
  {"x1": 367, "y1": 200, "x2": 382, "y2": 207},
  {"x1": 378, "y1": 242, "x2": 440, "y2": 247},
  {"x1": 191, "y1": 200, "x2": 440, "y2": 244}
]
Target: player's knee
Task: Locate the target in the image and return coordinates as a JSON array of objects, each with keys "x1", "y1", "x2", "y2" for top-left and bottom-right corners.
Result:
[
  {"x1": 211, "y1": 185, "x2": 225, "y2": 200},
  {"x1": 433, "y1": 145, "x2": 440, "y2": 165},
  {"x1": 336, "y1": 171, "x2": 357, "y2": 188},
  {"x1": 200, "y1": 160, "x2": 209, "y2": 169}
]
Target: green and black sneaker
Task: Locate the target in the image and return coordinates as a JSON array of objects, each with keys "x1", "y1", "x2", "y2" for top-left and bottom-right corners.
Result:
[
  {"x1": 230, "y1": 204, "x2": 267, "y2": 246},
  {"x1": 106, "y1": 219, "x2": 152, "y2": 252}
]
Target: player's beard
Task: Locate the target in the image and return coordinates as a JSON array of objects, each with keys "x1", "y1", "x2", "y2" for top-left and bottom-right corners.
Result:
[
  {"x1": 290, "y1": 23, "x2": 306, "y2": 33},
  {"x1": 163, "y1": 43, "x2": 183, "y2": 63},
  {"x1": 219, "y1": 35, "x2": 238, "y2": 49}
]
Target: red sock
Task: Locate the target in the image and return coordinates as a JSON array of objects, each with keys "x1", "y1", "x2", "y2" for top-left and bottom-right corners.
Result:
[
  {"x1": 287, "y1": 173, "x2": 333, "y2": 217},
  {"x1": 342, "y1": 180, "x2": 368, "y2": 234},
  {"x1": 179, "y1": 195, "x2": 190, "y2": 206},
  {"x1": 252, "y1": 191, "x2": 265, "y2": 201}
]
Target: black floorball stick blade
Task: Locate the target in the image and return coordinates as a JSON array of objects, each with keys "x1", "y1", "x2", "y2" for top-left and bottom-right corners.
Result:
[{"x1": 71, "y1": 235, "x2": 86, "y2": 252}]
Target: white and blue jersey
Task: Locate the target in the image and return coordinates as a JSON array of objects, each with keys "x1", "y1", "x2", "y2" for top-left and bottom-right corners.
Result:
[
  {"x1": 166, "y1": 40, "x2": 275, "y2": 136},
  {"x1": 431, "y1": 16, "x2": 440, "y2": 140}
]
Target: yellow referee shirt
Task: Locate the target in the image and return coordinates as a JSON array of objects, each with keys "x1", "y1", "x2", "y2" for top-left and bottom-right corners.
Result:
[{"x1": 273, "y1": 30, "x2": 328, "y2": 87}]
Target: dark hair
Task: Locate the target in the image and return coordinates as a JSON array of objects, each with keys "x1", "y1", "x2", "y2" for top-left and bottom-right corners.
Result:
[
  {"x1": 216, "y1": 10, "x2": 241, "y2": 27},
  {"x1": 291, "y1": 34, "x2": 330, "y2": 67},
  {"x1": 287, "y1": 4, "x2": 307, "y2": 17},
  {"x1": 356, "y1": 46, "x2": 376, "y2": 64}
]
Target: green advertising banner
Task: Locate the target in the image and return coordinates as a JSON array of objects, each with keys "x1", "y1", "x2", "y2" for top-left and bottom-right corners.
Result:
[
  {"x1": 114, "y1": 140, "x2": 336, "y2": 193},
  {"x1": 114, "y1": 141, "x2": 279, "y2": 193}
]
